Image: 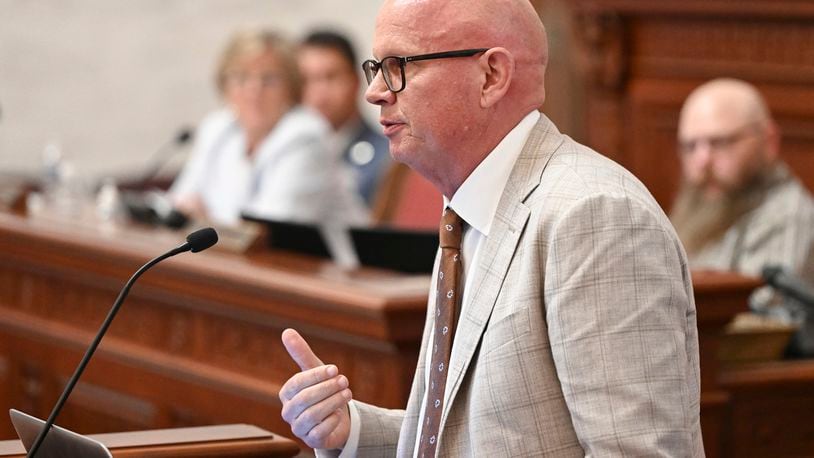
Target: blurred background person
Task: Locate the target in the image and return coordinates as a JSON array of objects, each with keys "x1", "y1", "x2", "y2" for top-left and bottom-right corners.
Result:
[
  {"x1": 670, "y1": 78, "x2": 814, "y2": 354},
  {"x1": 299, "y1": 30, "x2": 390, "y2": 206},
  {"x1": 169, "y1": 28, "x2": 368, "y2": 227}
]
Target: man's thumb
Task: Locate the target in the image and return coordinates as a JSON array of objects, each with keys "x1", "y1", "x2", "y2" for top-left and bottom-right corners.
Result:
[{"x1": 281, "y1": 328, "x2": 325, "y2": 371}]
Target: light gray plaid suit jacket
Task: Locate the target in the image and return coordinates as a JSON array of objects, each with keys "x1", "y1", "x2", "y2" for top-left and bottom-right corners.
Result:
[{"x1": 353, "y1": 116, "x2": 704, "y2": 457}]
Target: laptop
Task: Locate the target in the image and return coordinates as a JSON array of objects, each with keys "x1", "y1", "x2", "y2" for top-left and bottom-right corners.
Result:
[
  {"x1": 349, "y1": 226, "x2": 438, "y2": 274},
  {"x1": 242, "y1": 215, "x2": 439, "y2": 274},
  {"x1": 241, "y1": 214, "x2": 332, "y2": 259},
  {"x1": 9, "y1": 409, "x2": 112, "y2": 458}
]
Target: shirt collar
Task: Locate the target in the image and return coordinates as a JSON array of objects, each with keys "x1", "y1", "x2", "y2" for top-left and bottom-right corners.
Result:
[{"x1": 445, "y1": 110, "x2": 540, "y2": 236}]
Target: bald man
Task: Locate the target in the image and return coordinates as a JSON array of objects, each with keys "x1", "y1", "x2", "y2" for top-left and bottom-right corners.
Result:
[
  {"x1": 671, "y1": 78, "x2": 814, "y2": 354},
  {"x1": 279, "y1": 1, "x2": 704, "y2": 456}
]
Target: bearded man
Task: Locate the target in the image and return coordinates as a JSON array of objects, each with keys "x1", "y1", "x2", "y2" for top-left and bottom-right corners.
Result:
[{"x1": 671, "y1": 78, "x2": 814, "y2": 354}]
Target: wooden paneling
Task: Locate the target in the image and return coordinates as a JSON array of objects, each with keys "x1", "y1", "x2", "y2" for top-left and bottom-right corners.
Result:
[
  {"x1": 720, "y1": 360, "x2": 814, "y2": 457},
  {"x1": 567, "y1": 0, "x2": 814, "y2": 208},
  {"x1": 0, "y1": 211, "x2": 429, "y2": 444},
  {"x1": 1, "y1": 210, "x2": 813, "y2": 455}
]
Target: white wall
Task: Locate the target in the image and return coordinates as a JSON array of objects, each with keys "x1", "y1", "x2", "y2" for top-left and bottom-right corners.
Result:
[{"x1": 0, "y1": 0, "x2": 382, "y2": 181}]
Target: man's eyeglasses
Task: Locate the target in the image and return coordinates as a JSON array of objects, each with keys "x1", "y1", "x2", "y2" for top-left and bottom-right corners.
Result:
[
  {"x1": 362, "y1": 48, "x2": 489, "y2": 93},
  {"x1": 678, "y1": 123, "x2": 761, "y2": 155}
]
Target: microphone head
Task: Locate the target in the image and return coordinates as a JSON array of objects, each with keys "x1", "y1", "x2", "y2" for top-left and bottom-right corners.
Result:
[
  {"x1": 175, "y1": 128, "x2": 194, "y2": 145},
  {"x1": 186, "y1": 227, "x2": 218, "y2": 253},
  {"x1": 762, "y1": 265, "x2": 782, "y2": 283}
]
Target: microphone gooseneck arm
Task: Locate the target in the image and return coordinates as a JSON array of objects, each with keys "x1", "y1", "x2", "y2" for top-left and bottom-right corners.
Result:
[
  {"x1": 131, "y1": 127, "x2": 193, "y2": 189},
  {"x1": 26, "y1": 242, "x2": 191, "y2": 457}
]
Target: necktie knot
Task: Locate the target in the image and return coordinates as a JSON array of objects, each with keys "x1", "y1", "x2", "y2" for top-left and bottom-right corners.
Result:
[{"x1": 440, "y1": 208, "x2": 463, "y2": 249}]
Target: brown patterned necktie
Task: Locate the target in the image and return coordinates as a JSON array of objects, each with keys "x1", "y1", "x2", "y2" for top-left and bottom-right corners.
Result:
[{"x1": 418, "y1": 207, "x2": 463, "y2": 457}]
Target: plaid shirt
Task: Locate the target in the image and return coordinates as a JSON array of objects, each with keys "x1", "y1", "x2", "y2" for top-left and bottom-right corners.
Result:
[{"x1": 690, "y1": 163, "x2": 814, "y2": 308}]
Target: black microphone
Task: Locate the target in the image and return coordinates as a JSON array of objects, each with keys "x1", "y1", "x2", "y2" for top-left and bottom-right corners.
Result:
[
  {"x1": 26, "y1": 227, "x2": 218, "y2": 457},
  {"x1": 762, "y1": 265, "x2": 814, "y2": 308}
]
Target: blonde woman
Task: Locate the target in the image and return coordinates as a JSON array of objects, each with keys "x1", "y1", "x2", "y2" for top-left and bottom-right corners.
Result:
[{"x1": 170, "y1": 29, "x2": 368, "y2": 227}]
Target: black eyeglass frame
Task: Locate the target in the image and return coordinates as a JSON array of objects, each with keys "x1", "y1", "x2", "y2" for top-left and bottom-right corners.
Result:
[
  {"x1": 677, "y1": 122, "x2": 762, "y2": 156},
  {"x1": 362, "y1": 48, "x2": 490, "y2": 93}
]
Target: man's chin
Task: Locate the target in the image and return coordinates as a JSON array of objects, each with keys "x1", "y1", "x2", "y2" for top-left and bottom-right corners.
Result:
[
  {"x1": 389, "y1": 146, "x2": 410, "y2": 166},
  {"x1": 699, "y1": 183, "x2": 732, "y2": 201},
  {"x1": 390, "y1": 147, "x2": 429, "y2": 179}
]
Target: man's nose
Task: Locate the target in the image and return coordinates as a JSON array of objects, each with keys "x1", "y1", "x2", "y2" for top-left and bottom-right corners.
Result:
[
  {"x1": 364, "y1": 71, "x2": 395, "y2": 106},
  {"x1": 684, "y1": 142, "x2": 716, "y2": 185},
  {"x1": 692, "y1": 141, "x2": 713, "y2": 168}
]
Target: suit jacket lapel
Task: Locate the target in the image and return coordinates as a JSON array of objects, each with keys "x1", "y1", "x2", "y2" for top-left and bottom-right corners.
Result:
[
  {"x1": 441, "y1": 115, "x2": 563, "y2": 428},
  {"x1": 396, "y1": 249, "x2": 439, "y2": 457}
]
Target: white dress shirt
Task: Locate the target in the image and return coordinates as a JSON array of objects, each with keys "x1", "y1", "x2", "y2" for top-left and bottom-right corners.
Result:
[
  {"x1": 327, "y1": 110, "x2": 541, "y2": 457},
  {"x1": 170, "y1": 106, "x2": 369, "y2": 227}
]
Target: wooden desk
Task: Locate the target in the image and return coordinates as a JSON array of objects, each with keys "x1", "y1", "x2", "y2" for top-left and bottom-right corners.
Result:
[
  {"x1": 718, "y1": 360, "x2": 814, "y2": 457},
  {"x1": 2, "y1": 211, "x2": 812, "y2": 456},
  {"x1": 692, "y1": 271, "x2": 814, "y2": 457},
  {"x1": 0, "y1": 423, "x2": 298, "y2": 457},
  {"x1": 691, "y1": 271, "x2": 759, "y2": 458},
  {"x1": 0, "y1": 211, "x2": 429, "y2": 443}
]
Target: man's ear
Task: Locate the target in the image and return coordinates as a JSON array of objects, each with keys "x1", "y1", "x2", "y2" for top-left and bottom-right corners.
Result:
[
  {"x1": 479, "y1": 47, "x2": 514, "y2": 108},
  {"x1": 764, "y1": 120, "x2": 781, "y2": 161}
]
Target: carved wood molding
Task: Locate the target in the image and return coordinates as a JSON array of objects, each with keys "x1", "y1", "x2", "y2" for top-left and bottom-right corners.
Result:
[
  {"x1": 631, "y1": 18, "x2": 814, "y2": 84},
  {"x1": 572, "y1": 9, "x2": 626, "y2": 91},
  {"x1": 570, "y1": 0, "x2": 814, "y2": 18}
]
